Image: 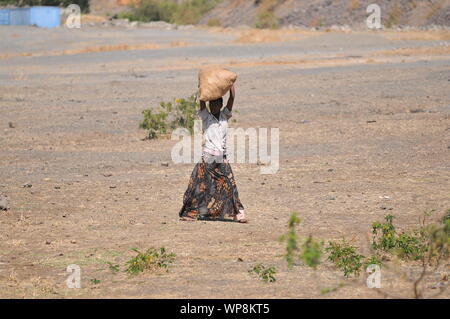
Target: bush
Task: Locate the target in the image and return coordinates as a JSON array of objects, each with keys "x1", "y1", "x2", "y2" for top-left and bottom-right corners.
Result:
[
  {"x1": 207, "y1": 18, "x2": 221, "y2": 27},
  {"x1": 299, "y1": 235, "x2": 323, "y2": 269},
  {"x1": 254, "y1": 9, "x2": 278, "y2": 29},
  {"x1": 325, "y1": 240, "x2": 365, "y2": 278},
  {"x1": 120, "y1": 0, "x2": 220, "y2": 24},
  {"x1": 140, "y1": 94, "x2": 198, "y2": 139},
  {"x1": 0, "y1": 0, "x2": 90, "y2": 13},
  {"x1": 125, "y1": 247, "x2": 176, "y2": 275},
  {"x1": 279, "y1": 212, "x2": 324, "y2": 269},
  {"x1": 278, "y1": 211, "x2": 300, "y2": 268},
  {"x1": 372, "y1": 214, "x2": 426, "y2": 260},
  {"x1": 248, "y1": 263, "x2": 277, "y2": 283}
]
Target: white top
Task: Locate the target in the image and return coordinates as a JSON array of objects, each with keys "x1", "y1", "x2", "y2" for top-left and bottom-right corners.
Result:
[{"x1": 198, "y1": 107, "x2": 232, "y2": 156}]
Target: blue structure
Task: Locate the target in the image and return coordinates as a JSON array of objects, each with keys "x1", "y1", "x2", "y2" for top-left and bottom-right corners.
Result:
[{"x1": 0, "y1": 6, "x2": 60, "y2": 28}]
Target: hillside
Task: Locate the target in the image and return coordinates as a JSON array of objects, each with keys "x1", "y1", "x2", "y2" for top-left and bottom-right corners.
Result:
[{"x1": 199, "y1": 0, "x2": 450, "y2": 28}]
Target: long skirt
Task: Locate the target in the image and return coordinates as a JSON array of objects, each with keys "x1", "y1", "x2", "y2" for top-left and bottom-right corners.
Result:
[{"x1": 179, "y1": 157, "x2": 244, "y2": 220}]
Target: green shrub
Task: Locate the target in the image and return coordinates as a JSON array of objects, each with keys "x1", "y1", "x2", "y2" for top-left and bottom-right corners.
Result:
[
  {"x1": 119, "y1": 0, "x2": 221, "y2": 24},
  {"x1": 325, "y1": 240, "x2": 365, "y2": 278},
  {"x1": 254, "y1": 9, "x2": 278, "y2": 29},
  {"x1": 248, "y1": 263, "x2": 277, "y2": 283},
  {"x1": 300, "y1": 235, "x2": 323, "y2": 269},
  {"x1": 106, "y1": 261, "x2": 120, "y2": 273},
  {"x1": 423, "y1": 218, "x2": 449, "y2": 261},
  {"x1": 372, "y1": 214, "x2": 426, "y2": 260},
  {"x1": 140, "y1": 94, "x2": 198, "y2": 139},
  {"x1": 0, "y1": 0, "x2": 90, "y2": 13},
  {"x1": 442, "y1": 209, "x2": 450, "y2": 224},
  {"x1": 125, "y1": 247, "x2": 176, "y2": 275},
  {"x1": 207, "y1": 18, "x2": 221, "y2": 27},
  {"x1": 363, "y1": 255, "x2": 382, "y2": 268},
  {"x1": 278, "y1": 212, "x2": 300, "y2": 268}
]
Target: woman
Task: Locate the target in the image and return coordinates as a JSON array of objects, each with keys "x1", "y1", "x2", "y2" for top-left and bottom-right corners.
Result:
[{"x1": 179, "y1": 85, "x2": 247, "y2": 223}]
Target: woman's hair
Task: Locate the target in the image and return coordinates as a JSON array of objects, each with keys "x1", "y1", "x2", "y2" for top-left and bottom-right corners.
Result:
[{"x1": 209, "y1": 98, "x2": 223, "y2": 109}]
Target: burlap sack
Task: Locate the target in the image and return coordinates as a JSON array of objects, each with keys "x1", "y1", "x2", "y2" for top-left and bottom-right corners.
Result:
[{"x1": 198, "y1": 66, "x2": 237, "y2": 101}]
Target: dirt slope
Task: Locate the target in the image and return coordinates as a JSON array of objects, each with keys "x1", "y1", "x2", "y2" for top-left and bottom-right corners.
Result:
[{"x1": 200, "y1": 0, "x2": 450, "y2": 27}]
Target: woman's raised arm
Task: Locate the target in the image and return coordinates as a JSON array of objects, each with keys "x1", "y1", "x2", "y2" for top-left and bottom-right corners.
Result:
[{"x1": 226, "y1": 85, "x2": 235, "y2": 111}]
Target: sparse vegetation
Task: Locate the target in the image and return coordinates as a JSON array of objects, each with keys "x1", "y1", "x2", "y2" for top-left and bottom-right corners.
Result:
[
  {"x1": 320, "y1": 283, "x2": 345, "y2": 295},
  {"x1": 0, "y1": 0, "x2": 90, "y2": 12},
  {"x1": 375, "y1": 211, "x2": 449, "y2": 298},
  {"x1": 371, "y1": 214, "x2": 426, "y2": 260},
  {"x1": 140, "y1": 94, "x2": 198, "y2": 139},
  {"x1": 347, "y1": 0, "x2": 360, "y2": 12},
  {"x1": 255, "y1": 9, "x2": 278, "y2": 29},
  {"x1": 385, "y1": 5, "x2": 402, "y2": 28},
  {"x1": 207, "y1": 18, "x2": 221, "y2": 27},
  {"x1": 248, "y1": 263, "x2": 277, "y2": 283},
  {"x1": 254, "y1": 0, "x2": 282, "y2": 29},
  {"x1": 325, "y1": 240, "x2": 365, "y2": 278},
  {"x1": 278, "y1": 211, "x2": 301, "y2": 268},
  {"x1": 442, "y1": 209, "x2": 450, "y2": 224},
  {"x1": 106, "y1": 262, "x2": 120, "y2": 273},
  {"x1": 279, "y1": 212, "x2": 324, "y2": 269},
  {"x1": 299, "y1": 235, "x2": 323, "y2": 269},
  {"x1": 125, "y1": 247, "x2": 176, "y2": 275},
  {"x1": 119, "y1": 0, "x2": 221, "y2": 25}
]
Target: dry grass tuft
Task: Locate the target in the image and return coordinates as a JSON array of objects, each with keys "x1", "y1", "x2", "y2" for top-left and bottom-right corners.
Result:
[
  {"x1": 81, "y1": 15, "x2": 108, "y2": 24},
  {"x1": 372, "y1": 46, "x2": 450, "y2": 57},
  {"x1": 233, "y1": 29, "x2": 311, "y2": 44},
  {"x1": 0, "y1": 41, "x2": 189, "y2": 60},
  {"x1": 381, "y1": 31, "x2": 450, "y2": 41}
]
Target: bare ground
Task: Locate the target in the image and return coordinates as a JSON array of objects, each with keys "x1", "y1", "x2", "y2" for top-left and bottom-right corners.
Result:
[{"x1": 0, "y1": 26, "x2": 449, "y2": 298}]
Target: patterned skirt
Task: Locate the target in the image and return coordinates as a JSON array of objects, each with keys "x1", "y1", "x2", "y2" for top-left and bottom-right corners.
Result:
[{"x1": 179, "y1": 156, "x2": 244, "y2": 220}]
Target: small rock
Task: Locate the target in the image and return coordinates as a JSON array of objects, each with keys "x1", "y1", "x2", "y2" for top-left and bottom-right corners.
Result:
[
  {"x1": 22, "y1": 182, "x2": 32, "y2": 188},
  {"x1": 70, "y1": 240, "x2": 77, "y2": 244},
  {"x1": 8, "y1": 122, "x2": 15, "y2": 128},
  {"x1": 161, "y1": 162, "x2": 169, "y2": 167},
  {"x1": 45, "y1": 240, "x2": 51, "y2": 245}
]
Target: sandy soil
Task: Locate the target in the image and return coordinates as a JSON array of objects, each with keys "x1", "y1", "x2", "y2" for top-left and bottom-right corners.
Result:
[{"x1": 0, "y1": 26, "x2": 449, "y2": 298}]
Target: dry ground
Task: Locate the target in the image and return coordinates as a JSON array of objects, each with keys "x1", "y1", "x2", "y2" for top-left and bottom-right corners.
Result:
[{"x1": 0, "y1": 26, "x2": 449, "y2": 298}]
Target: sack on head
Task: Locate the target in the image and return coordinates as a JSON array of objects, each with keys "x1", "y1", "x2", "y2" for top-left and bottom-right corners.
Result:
[{"x1": 198, "y1": 66, "x2": 237, "y2": 101}]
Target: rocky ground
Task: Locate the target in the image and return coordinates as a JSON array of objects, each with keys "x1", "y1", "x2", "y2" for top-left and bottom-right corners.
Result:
[
  {"x1": 0, "y1": 25, "x2": 449, "y2": 298},
  {"x1": 201, "y1": 0, "x2": 450, "y2": 28}
]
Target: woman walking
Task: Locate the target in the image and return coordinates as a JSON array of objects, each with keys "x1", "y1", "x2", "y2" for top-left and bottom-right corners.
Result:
[{"x1": 179, "y1": 85, "x2": 247, "y2": 223}]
